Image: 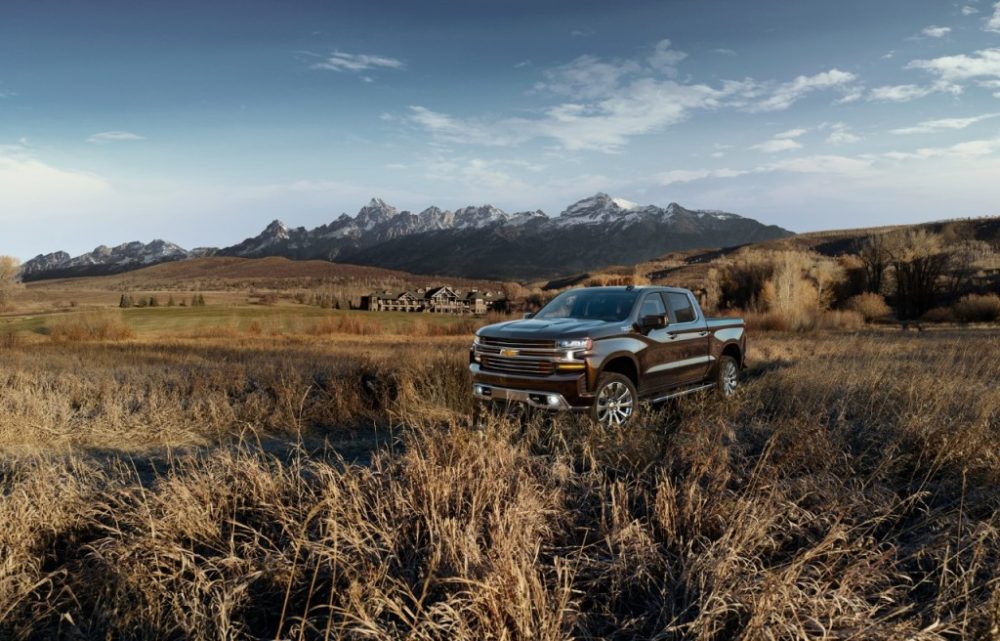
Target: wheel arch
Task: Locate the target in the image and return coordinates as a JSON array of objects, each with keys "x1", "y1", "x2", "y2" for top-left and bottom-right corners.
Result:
[
  {"x1": 598, "y1": 354, "x2": 640, "y2": 386},
  {"x1": 720, "y1": 341, "x2": 743, "y2": 369}
]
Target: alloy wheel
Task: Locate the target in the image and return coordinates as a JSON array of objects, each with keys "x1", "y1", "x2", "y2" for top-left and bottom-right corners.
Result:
[
  {"x1": 596, "y1": 380, "x2": 634, "y2": 427},
  {"x1": 722, "y1": 360, "x2": 739, "y2": 396}
]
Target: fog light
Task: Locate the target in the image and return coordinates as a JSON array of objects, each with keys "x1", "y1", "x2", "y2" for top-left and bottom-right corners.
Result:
[{"x1": 547, "y1": 395, "x2": 560, "y2": 406}]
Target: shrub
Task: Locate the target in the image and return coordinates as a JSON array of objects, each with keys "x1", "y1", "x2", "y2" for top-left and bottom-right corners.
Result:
[
  {"x1": 744, "y1": 310, "x2": 791, "y2": 332},
  {"x1": 308, "y1": 314, "x2": 384, "y2": 336},
  {"x1": 0, "y1": 330, "x2": 17, "y2": 349},
  {"x1": 816, "y1": 309, "x2": 865, "y2": 330},
  {"x1": 846, "y1": 292, "x2": 892, "y2": 322},
  {"x1": 47, "y1": 312, "x2": 134, "y2": 342},
  {"x1": 953, "y1": 293, "x2": 1000, "y2": 323},
  {"x1": 922, "y1": 307, "x2": 956, "y2": 323},
  {"x1": 0, "y1": 255, "x2": 20, "y2": 312}
]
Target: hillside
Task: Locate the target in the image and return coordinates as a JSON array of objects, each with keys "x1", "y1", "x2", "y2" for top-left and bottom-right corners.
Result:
[
  {"x1": 27, "y1": 256, "x2": 506, "y2": 291},
  {"x1": 542, "y1": 217, "x2": 1000, "y2": 293}
]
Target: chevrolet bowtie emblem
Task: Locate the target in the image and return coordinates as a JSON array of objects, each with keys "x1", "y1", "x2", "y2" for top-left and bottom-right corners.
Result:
[{"x1": 500, "y1": 348, "x2": 519, "y2": 357}]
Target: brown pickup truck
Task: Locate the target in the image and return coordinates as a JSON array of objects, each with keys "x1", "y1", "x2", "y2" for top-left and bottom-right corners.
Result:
[{"x1": 470, "y1": 286, "x2": 745, "y2": 426}]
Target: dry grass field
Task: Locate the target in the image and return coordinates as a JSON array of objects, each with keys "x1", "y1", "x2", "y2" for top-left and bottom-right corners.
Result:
[{"x1": 1, "y1": 305, "x2": 998, "y2": 640}]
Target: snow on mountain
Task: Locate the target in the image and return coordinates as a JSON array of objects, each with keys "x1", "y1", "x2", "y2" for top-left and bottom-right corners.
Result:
[
  {"x1": 21, "y1": 193, "x2": 785, "y2": 281},
  {"x1": 21, "y1": 240, "x2": 190, "y2": 279},
  {"x1": 556, "y1": 193, "x2": 649, "y2": 227}
]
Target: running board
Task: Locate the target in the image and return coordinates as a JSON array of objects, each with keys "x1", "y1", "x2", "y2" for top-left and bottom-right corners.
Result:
[{"x1": 647, "y1": 382, "x2": 716, "y2": 404}]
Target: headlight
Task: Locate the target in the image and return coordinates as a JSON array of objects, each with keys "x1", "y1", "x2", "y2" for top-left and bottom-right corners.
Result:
[
  {"x1": 472, "y1": 334, "x2": 481, "y2": 347},
  {"x1": 557, "y1": 338, "x2": 592, "y2": 350}
]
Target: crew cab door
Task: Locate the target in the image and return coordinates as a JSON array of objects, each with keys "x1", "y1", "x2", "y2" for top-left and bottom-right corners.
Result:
[
  {"x1": 661, "y1": 291, "x2": 711, "y2": 383},
  {"x1": 634, "y1": 292, "x2": 677, "y2": 394}
]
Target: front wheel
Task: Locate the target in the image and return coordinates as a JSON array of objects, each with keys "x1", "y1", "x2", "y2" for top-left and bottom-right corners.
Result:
[
  {"x1": 590, "y1": 373, "x2": 637, "y2": 427},
  {"x1": 716, "y1": 355, "x2": 740, "y2": 397}
]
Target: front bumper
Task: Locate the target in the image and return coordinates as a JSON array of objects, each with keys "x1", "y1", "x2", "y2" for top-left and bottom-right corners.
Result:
[{"x1": 469, "y1": 363, "x2": 592, "y2": 410}]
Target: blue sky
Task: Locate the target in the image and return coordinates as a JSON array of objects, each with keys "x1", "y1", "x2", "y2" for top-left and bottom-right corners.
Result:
[{"x1": 3, "y1": 0, "x2": 1000, "y2": 260}]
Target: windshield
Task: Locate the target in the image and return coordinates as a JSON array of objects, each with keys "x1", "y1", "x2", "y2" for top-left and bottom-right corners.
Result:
[{"x1": 535, "y1": 289, "x2": 639, "y2": 322}]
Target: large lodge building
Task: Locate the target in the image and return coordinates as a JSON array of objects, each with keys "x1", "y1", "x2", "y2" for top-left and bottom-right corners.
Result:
[{"x1": 362, "y1": 286, "x2": 508, "y2": 315}]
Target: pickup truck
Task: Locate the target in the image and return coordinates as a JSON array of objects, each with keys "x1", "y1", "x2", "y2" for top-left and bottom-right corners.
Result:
[{"x1": 469, "y1": 286, "x2": 745, "y2": 427}]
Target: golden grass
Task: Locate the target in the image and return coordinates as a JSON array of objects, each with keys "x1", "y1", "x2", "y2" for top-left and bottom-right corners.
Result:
[
  {"x1": 0, "y1": 329, "x2": 999, "y2": 639},
  {"x1": 45, "y1": 310, "x2": 135, "y2": 342}
]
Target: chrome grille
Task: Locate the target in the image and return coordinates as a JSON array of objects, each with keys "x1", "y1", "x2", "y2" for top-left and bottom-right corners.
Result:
[
  {"x1": 480, "y1": 337, "x2": 557, "y2": 350},
  {"x1": 480, "y1": 355, "x2": 554, "y2": 376}
]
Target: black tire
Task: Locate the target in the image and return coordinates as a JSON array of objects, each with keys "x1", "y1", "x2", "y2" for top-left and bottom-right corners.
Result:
[
  {"x1": 716, "y1": 355, "x2": 740, "y2": 397},
  {"x1": 590, "y1": 373, "x2": 638, "y2": 427}
]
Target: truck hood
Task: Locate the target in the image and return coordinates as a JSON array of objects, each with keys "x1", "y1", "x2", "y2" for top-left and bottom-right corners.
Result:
[{"x1": 477, "y1": 317, "x2": 630, "y2": 341}]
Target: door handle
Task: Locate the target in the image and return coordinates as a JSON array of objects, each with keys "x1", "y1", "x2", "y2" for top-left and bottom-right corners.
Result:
[{"x1": 699, "y1": 331, "x2": 709, "y2": 337}]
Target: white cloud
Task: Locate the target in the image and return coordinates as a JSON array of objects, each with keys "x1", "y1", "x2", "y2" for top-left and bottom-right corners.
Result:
[
  {"x1": 774, "y1": 128, "x2": 807, "y2": 139},
  {"x1": 882, "y1": 137, "x2": 1000, "y2": 159},
  {"x1": 656, "y1": 154, "x2": 873, "y2": 188},
  {"x1": 407, "y1": 106, "x2": 527, "y2": 147},
  {"x1": 536, "y1": 39, "x2": 686, "y2": 98},
  {"x1": 712, "y1": 48, "x2": 737, "y2": 56},
  {"x1": 825, "y1": 123, "x2": 862, "y2": 145},
  {"x1": 658, "y1": 168, "x2": 750, "y2": 184},
  {"x1": 906, "y1": 48, "x2": 1000, "y2": 82},
  {"x1": 311, "y1": 51, "x2": 404, "y2": 73},
  {"x1": 87, "y1": 131, "x2": 144, "y2": 144},
  {"x1": 763, "y1": 154, "x2": 874, "y2": 175},
  {"x1": 408, "y1": 44, "x2": 853, "y2": 153},
  {"x1": 867, "y1": 84, "x2": 938, "y2": 102},
  {"x1": 987, "y1": 1, "x2": 1000, "y2": 32},
  {"x1": 536, "y1": 54, "x2": 642, "y2": 98},
  {"x1": 647, "y1": 39, "x2": 688, "y2": 73},
  {"x1": 890, "y1": 112, "x2": 1000, "y2": 134},
  {"x1": 921, "y1": 25, "x2": 952, "y2": 38},
  {"x1": 0, "y1": 150, "x2": 111, "y2": 215},
  {"x1": 750, "y1": 138, "x2": 803, "y2": 153},
  {"x1": 752, "y1": 69, "x2": 857, "y2": 111},
  {"x1": 539, "y1": 79, "x2": 738, "y2": 151}
]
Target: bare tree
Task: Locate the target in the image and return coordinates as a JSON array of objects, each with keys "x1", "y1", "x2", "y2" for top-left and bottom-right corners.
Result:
[
  {"x1": 885, "y1": 231, "x2": 950, "y2": 319},
  {"x1": 0, "y1": 256, "x2": 21, "y2": 312},
  {"x1": 857, "y1": 234, "x2": 890, "y2": 294},
  {"x1": 947, "y1": 239, "x2": 991, "y2": 296}
]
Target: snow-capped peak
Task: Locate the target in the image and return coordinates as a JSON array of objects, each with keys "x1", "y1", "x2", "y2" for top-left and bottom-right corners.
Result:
[
  {"x1": 611, "y1": 197, "x2": 638, "y2": 210},
  {"x1": 264, "y1": 220, "x2": 290, "y2": 237},
  {"x1": 454, "y1": 204, "x2": 508, "y2": 229},
  {"x1": 556, "y1": 193, "x2": 644, "y2": 226}
]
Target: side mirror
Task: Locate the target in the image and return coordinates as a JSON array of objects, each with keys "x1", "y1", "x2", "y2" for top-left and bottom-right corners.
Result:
[
  {"x1": 523, "y1": 312, "x2": 535, "y2": 319},
  {"x1": 640, "y1": 314, "x2": 668, "y2": 333}
]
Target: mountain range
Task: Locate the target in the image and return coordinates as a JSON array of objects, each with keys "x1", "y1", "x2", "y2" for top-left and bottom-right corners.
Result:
[{"x1": 21, "y1": 193, "x2": 792, "y2": 281}]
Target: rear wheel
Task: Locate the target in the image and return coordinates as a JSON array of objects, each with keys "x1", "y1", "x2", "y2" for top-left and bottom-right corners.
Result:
[
  {"x1": 591, "y1": 373, "x2": 637, "y2": 427},
  {"x1": 716, "y1": 355, "x2": 740, "y2": 397}
]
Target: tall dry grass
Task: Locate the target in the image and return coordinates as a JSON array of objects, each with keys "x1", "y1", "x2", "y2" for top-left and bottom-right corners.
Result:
[
  {"x1": 0, "y1": 330, "x2": 998, "y2": 639},
  {"x1": 46, "y1": 310, "x2": 135, "y2": 342}
]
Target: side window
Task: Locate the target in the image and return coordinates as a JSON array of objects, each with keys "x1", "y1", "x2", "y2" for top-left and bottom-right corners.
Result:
[
  {"x1": 638, "y1": 293, "x2": 667, "y2": 319},
  {"x1": 666, "y1": 292, "x2": 696, "y2": 323}
]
